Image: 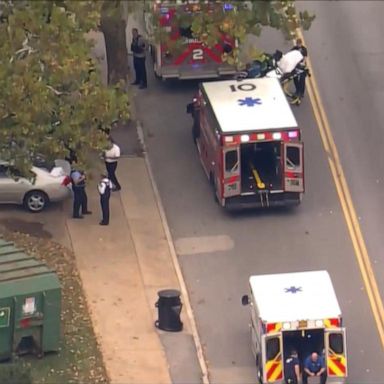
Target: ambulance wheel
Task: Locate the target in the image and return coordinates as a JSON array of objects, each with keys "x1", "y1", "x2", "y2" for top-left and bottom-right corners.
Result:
[
  {"x1": 192, "y1": 118, "x2": 200, "y2": 144},
  {"x1": 256, "y1": 354, "x2": 263, "y2": 383},
  {"x1": 257, "y1": 369, "x2": 263, "y2": 384},
  {"x1": 210, "y1": 173, "x2": 219, "y2": 203}
]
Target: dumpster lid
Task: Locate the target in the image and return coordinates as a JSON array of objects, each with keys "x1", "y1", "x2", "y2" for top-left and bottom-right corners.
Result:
[{"x1": 0, "y1": 241, "x2": 60, "y2": 298}]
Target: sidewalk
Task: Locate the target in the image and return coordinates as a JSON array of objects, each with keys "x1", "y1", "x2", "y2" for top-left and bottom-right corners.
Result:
[{"x1": 66, "y1": 156, "x2": 203, "y2": 384}]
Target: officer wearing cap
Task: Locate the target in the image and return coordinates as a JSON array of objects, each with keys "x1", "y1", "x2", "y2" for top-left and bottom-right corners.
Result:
[
  {"x1": 284, "y1": 350, "x2": 300, "y2": 384},
  {"x1": 98, "y1": 174, "x2": 113, "y2": 226}
]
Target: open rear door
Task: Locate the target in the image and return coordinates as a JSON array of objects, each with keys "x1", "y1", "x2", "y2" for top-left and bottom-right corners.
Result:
[
  {"x1": 261, "y1": 333, "x2": 283, "y2": 383},
  {"x1": 325, "y1": 328, "x2": 348, "y2": 380},
  {"x1": 223, "y1": 146, "x2": 241, "y2": 197},
  {"x1": 282, "y1": 142, "x2": 304, "y2": 193}
]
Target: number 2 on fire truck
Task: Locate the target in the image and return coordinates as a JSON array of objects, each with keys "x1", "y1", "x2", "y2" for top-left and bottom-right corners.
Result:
[{"x1": 192, "y1": 49, "x2": 203, "y2": 60}]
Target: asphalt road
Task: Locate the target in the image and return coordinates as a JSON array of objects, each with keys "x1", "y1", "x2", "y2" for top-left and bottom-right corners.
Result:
[
  {"x1": 135, "y1": 2, "x2": 384, "y2": 383},
  {"x1": 297, "y1": 0, "x2": 384, "y2": 302}
]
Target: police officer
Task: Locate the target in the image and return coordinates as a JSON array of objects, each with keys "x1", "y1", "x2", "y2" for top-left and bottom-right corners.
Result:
[
  {"x1": 98, "y1": 174, "x2": 113, "y2": 226},
  {"x1": 130, "y1": 28, "x2": 147, "y2": 89},
  {"x1": 284, "y1": 350, "x2": 300, "y2": 384},
  {"x1": 70, "y1": 161, "x2": 91, "y2": 219},
  {"x1": 104, "y1": 137, "x2": 121, "y2": 191}
]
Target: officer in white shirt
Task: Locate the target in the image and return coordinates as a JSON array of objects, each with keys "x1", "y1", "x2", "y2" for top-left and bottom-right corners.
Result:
[
  {"x1": 104, "y1": 138, "x2": 121, "y2": 191},
  {"x1": 98, "y1": 174, "x2": 113, "y2": 226}
]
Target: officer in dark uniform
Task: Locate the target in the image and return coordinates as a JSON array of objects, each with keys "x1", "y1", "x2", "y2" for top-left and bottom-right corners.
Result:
[
  {"x1": 284, "y1": 350, "x2": 300, "y2": 384},
  {"x1": 130, "y1": 28, "x2": 147, "y2": 89},
  {"x1": 70, "y1": 161, "x2": 91, "y2": 219},
  {"x1": 98, "y1": 174, "x2": 113, "y2": 226}
]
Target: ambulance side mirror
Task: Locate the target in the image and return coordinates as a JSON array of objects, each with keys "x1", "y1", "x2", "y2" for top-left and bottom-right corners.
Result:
[{"x1": 241, "y1": 294, "x2": 250, "y2": 306}]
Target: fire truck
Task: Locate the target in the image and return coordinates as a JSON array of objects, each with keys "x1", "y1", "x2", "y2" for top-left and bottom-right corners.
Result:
[
  {"x1": 241, "y1": 270, "x2": 348, "y2": 384},
  {"x1": 144, "y1": 0, "x2": 237, "y2": 79},
  {"x1": 186, "y1": 77, "x2": 304, "y2": 209}
]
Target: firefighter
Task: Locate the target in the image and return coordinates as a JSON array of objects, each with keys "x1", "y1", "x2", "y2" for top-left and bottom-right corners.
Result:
[
  {"x1": 131, "y1": 28, "x2": 147, "y2": 89},
  {"x1": 284, "y1": 350, "x2": 300, "y2": 384},
  {"x1": 291, "y1": 38, "x2": 308, "y2": 100}
]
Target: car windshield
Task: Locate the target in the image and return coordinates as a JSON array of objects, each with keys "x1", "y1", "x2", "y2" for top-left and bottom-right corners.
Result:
[{"x1": 33, "y1": 156, "x2": 56, "y2": 171}]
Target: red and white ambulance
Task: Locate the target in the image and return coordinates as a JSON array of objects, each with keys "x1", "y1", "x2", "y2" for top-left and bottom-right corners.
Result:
[
  {"x1": 145, "y1": 0, "x2": 237, "y2": 79},
  {"x1": 187, "y1": 77, "x2": 304, "y2": 209},
  {"x1": 241, "y1": 270, "x2": 348, "y2": 384}
]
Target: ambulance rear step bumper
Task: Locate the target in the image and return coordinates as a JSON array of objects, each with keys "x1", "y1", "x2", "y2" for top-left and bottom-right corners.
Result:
[
  {"x1": 160, "y1": 65, "x2": 236, "y2": 80},
  {"x1": 325, "y1": 378, "x2": 346, "y2": 384},
  {"x1": 224, "y1": 192, "x2": 301, "y2": 210}
]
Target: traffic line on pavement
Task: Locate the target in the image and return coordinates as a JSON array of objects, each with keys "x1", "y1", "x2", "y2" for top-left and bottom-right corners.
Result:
[
  {"x1": 296, "y1": 29, "x2": 384, "y2": 348},
  {"x1": 175, "y1": 235, "x2": 235, "y2": 256}
]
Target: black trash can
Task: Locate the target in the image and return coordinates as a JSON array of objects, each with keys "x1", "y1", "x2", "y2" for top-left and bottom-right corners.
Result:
[{"x1": 155, "y1": 289, "x2": 183, "y2": 332}]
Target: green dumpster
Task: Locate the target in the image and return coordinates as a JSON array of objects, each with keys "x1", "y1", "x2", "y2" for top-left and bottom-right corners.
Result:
[{"x1": 0, "y1": 239, "x2": 61, "y2": 360}]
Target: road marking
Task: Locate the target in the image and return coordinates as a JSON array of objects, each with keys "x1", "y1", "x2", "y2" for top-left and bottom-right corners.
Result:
[
  {"x1": 175, "y1": 235, "x2": 235, "y2": 255},
  {"x1": 296, "y1": 29, "x2": 384, "y2": 347}
]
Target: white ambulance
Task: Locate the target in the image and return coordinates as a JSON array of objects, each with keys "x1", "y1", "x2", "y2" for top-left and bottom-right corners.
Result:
[
  {"x1": 187, "y1": 77, "x2": 304, "y2": 209},
  {"x1": 241, "y1": 270, "x2": 347, "y2": 383}
]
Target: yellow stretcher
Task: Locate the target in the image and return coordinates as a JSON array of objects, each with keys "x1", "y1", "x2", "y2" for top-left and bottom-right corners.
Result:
[{"x1": 249, "y1": 162, "x2": 265, "y2": 189}]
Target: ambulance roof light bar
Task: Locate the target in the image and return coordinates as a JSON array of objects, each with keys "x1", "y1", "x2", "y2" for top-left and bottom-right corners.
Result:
[
  {"x1": 272, "y1": 132, "x2": 282, "y2": 140},
  {"x1": 265, "y1": 318, "x2": 341, "y2": 333}
]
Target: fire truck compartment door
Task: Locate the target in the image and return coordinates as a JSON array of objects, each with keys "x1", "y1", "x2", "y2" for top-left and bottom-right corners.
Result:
[
  {"x1": 223, "y1": 146, "x2": 240, "y2": 197},
  {"x1": 325, "y1": 328, "x2": 348, "y2": 379},
  {"x1": 282, "y1": 142, "x2": 304, "y2": 193},
  {"x1": 261, "y1": 333, "x2": 283, "y2": 383}
]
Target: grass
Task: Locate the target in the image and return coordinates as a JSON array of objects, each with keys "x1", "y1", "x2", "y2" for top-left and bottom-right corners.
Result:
[{"x1": 0, "y1": 231, "x2": 109, "y2": 384}]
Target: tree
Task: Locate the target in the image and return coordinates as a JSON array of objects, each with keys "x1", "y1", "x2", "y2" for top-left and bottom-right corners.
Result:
[
  {"x1": 0, "y1": 1, "x2": 130, "y2": 175},
  {"x1": 100, "y1": 0, "x2": 129, "y2": 85},
  {"x1": 100, "y1": 0, "x2": 144, "y2": 84},
  {"x1": 148, "y1": 0, "x2": 315, "y2": 67}
]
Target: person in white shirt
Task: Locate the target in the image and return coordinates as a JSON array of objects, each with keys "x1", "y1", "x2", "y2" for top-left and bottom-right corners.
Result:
[
  {"x1": 104, "y1": 138, "x2": 121, "y2": 191},
  {"x1": 98, "y1": 174, "x2": 113, "y2": 226}
]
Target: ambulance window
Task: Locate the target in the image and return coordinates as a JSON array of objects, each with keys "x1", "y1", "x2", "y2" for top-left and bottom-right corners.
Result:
[
  {"x1": 329, "y1": 333, "x2": 344, "y2": 354},
  {"x1": 286, "y1": 146, "x2": 300, "y2": 169},
  {"x1": 225, "y1": 150, "x2": 238, "y2": 173},
  {"x1": 266, "y1": 337, "x2": 280, "y2": 360}
]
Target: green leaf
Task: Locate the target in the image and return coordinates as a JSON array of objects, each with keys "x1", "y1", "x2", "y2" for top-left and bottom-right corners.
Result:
[{"x1": 0, "y1": 0, "x2": 131, "y2": 174}]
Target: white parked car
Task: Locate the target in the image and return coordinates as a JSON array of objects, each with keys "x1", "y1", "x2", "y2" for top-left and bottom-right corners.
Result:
[{"x1": 0, "y1": 159, "x2": 72, "y2": 212}]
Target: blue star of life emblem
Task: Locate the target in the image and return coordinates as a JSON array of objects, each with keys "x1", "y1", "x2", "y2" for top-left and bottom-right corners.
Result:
[
  {"x1": 284, "y1": 286, "x2": 302, "y2": 294},
  {"x1": 238, "y1": 97, "x2": 262, "y2": 107}
]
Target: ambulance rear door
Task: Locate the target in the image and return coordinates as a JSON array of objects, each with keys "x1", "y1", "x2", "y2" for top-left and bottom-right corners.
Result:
[
  {"x1": 282, "y1": 142, "x2": 304, "y2": 193},
  {"x1": 261, "y1": 333, "x2": 284, "y2": 383},
  {"x1": 325, "y1": 328, "x2": 348, "y2": 381},
  {"x1": 223, "y1": 146, "x2": 241, "y2": 197}
]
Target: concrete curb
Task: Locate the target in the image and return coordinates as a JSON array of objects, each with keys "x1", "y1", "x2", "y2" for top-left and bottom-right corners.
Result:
[{"x1": 136, "y1": 121, "x2": 210, "y2": 384}]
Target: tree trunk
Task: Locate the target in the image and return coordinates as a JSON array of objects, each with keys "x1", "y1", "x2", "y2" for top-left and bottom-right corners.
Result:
[{"x1": 100, "y1": 4, "x2": 129, "y2": 85}]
